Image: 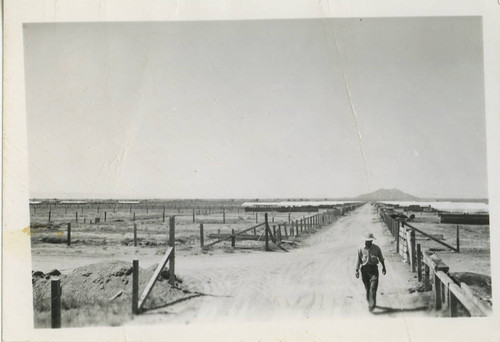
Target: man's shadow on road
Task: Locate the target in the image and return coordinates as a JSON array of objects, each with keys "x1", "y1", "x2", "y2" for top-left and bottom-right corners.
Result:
[{"x1": 371, "y1": 305, "x2": 429, "y2": 315}]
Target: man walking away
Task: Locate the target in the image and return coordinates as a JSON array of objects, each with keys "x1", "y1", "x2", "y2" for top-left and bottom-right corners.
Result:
[{"x1": 355, "y1": 233, "x2": 386, "y2": 312}]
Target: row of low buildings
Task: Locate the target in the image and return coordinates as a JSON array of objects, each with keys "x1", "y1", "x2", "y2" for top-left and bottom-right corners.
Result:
[
  {"x1": 241, "y1": 201, "x2": 363, "y2": 212},
  {"x1": 379, "y1": 202, "x2": 489, "y2": 225}
]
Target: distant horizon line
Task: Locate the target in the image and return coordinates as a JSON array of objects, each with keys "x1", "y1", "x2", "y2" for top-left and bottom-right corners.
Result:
[
  {"x1": 29, "y1": 188, "x2": 489, "y2": 202},
  {"x1": 29, "y1": 196, "x2": 489, "y2": 202}
]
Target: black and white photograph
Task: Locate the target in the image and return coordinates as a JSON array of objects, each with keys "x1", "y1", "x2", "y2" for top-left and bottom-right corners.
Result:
[{"x1": 3, "y1": 1, "x2": 500, "y2": 341}]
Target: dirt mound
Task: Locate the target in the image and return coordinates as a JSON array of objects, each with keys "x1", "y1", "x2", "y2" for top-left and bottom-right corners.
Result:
[
  {"x1": 39, "y1": 236, "x2": 67, "y2": 244},
  {"x1": 32, "y1": 260, "x2": 191, "y2": 327}
]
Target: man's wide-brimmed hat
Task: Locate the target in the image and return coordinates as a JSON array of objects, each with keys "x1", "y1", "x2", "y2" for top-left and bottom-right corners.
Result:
[{"x1": 364, "y1": 233, "x2": 376, "y2": 241}]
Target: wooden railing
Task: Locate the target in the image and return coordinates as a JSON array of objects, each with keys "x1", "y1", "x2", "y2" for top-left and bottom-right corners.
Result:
[
  {"x1": 377, "y1": 205, "x2": 491, "y2": 317},
  {"x1": 421, "y1": 250, "x2": 491, "y2": 317}
]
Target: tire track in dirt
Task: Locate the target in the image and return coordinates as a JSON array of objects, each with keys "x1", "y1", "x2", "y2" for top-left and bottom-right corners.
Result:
[{"x1": 129, "y1": 204, "x2": 431, "y2": 325}]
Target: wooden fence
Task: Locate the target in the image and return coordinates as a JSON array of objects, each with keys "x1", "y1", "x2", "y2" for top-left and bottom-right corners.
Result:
[
  {"x1": 49, "y1": 216, "x2": 177, "y2": 327},
  {"x1": 200, "y1": 208, "x2": 347, "y2": 251},
  {"x1": 379, "y1": 208, "x2": 459, "y2": 256},
  {"x1": 378, "y1": 205, "x2": 491, "y2": 317},
  {"x1": 132, "y1": 216, "x2": 176, "y2": 314}
]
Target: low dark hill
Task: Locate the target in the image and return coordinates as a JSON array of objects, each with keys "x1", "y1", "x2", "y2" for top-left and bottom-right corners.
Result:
[{"x1": 354, "y1": 188, "x2": 419, "y2": 201}]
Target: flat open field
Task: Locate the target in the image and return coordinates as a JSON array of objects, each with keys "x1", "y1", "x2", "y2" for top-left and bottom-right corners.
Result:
[{"x1": 30, "y1": 203, "x2": 326, "y2": 272}]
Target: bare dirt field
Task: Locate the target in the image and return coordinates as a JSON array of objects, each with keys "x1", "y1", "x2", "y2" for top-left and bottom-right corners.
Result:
[
  {"x1": 402, "y1": 211, "x2": 490, "y2": 275},
  {"x1": 31, "y1": 204, "x2": 435, "y2": 327}
]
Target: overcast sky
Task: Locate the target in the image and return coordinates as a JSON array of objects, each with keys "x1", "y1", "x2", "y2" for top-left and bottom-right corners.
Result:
[{"x1": 24, "y1": 17, "x2": 487, "y2": 199}]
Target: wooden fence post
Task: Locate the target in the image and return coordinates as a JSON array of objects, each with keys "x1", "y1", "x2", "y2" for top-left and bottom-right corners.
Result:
[
  {"x1": 231, "y1": 229, "x2": 236, "y2": 247},
  {"x1": 256, "y1": 212, "x2": 258, "y2": 223},
  {"x1": 133, "y1": 212, "x2": 136, "y2": 221},
  {"x1": 273, "y1": 226, "x2": 276, "y2": 238},
  {"x1": 456, "y1": 225, "x2": 460, "y2": 253},
  {"x1": 67, "y1": 223, "x2": 71, "y2": 246},
  {"x1": 265, "y1": 213, "x2": 269, "y2": 251},
  {"x1": 48, "y1": 210, "x2": 51, "y2": 222},
  {"x1": 411, "y1": 230, "x2": 416, "y2": 272},
  {"x1": 396, "y1": 222, "x2": 401, "y2": 253},
  {"x1": 288, "y1": 213, "x2": 291, "y2": 224},
  {"x1": 223, "y1": 208, "x2": 225, "y2": 224},
  {"x1": 277, "y1": 225, "x2": 282, "y2": 242},
  {"x1": 104, "y1": 211, "x2": 107, "y2": 222},
  {"x1": 193, "y1": 208, "x2": 195, "y2": 223},
  {"x1": 132, "y1": 260, "x2": 139, "y2": 314},
  {"x1": 417, "y1": 244, "x2": 422, "y2": 281},
  {"x1": 449, "y1": 289, "x2": 458, "y2": 317},
  {"x1": 134, "y1": 223, "x2": 137, "y2": 246},
  {"x1": 435, "y1": 274, "x2": 442, "y2": 310},
  {"x1": 200, "y1": 223, "x2": 204, "y2": 248},
  {"x1": 51, "y1": 278, "x2": 61, "y2": 328},
  {"x1": 163, "y1": 210, "x2": 166, "y2": 223},
  {"x1": 168, "y1": 216, "x2": 175, "y2": 285},
  {"x1": 295, "y1": 221, "x2": 299, "y2": 236},
  {"x1": 424, "y1": 264, "x2": 431, "y2": 291}
]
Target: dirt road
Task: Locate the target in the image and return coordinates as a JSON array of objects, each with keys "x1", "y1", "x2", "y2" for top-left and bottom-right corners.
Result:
[{"x1": 129, "y1": 204, "x2": 431, "y2": 325}]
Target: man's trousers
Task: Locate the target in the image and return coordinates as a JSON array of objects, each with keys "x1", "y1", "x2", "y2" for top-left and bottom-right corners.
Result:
[{"x1": 360, "y1": 264, "x2": 379, "y2": 310}]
